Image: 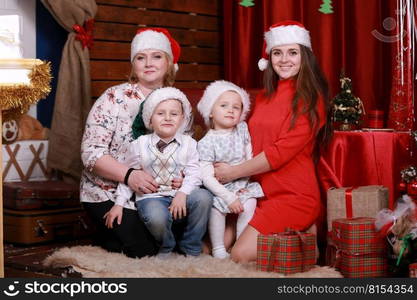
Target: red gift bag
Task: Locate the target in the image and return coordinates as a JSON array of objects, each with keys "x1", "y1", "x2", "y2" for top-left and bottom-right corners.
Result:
[{"x1": 256, "y1": 229, "x2": 316, "y2": 275}]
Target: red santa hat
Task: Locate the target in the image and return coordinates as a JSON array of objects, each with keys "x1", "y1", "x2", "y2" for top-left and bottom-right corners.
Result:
[
  {"x1": 131, "y1": 27, "x2": 181, "y2": 73},
  {"x1": 258, "y1": 20, "x2": 311, "y2": 71}
]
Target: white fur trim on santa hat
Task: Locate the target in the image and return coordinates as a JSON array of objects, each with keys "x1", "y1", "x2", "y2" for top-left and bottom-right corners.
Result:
[
  {"x1": 142, "y1": 87, "x2": 193, "y2": 134},
  {"x1": 197, "y1": 80, "x2": 250, "y2": 127},
  {"x1": 264, "y1": 24, "x2": 311, "y2": 53},
  {"x1": 131, "y1": 30, "x2": 173, "y2": 62},
  {"x1": 258, "y1": 58, "x2": 269, "y2": 71}
]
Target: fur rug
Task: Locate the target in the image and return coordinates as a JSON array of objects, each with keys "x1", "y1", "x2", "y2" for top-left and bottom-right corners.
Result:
[{"x1": 43, "y1": 245, "x2": 342, "y2": 278}]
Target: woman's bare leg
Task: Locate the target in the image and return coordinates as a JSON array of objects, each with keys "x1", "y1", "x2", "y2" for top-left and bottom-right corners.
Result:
[{"x1": 230, "y1": 225, "x2": 259, "y2": 263}]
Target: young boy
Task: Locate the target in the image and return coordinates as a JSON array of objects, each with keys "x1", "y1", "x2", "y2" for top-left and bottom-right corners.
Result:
[{"x1": 112, "y1": 87, "x2": 212, "y2": 258}]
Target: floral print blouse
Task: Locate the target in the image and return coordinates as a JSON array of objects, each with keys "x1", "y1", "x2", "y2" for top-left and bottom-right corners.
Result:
[{"x1": 80, "y1": 82, "x2": 145, "y2": 210}]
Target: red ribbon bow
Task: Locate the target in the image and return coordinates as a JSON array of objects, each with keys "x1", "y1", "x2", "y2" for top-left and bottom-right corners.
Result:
[{"x1": 73, "y1": 19, "x2": 94, "y2": 50}]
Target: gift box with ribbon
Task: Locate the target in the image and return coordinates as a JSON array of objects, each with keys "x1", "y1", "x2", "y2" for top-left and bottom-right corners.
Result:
[
  {"x1": 327, "y1": 186, "x2": 389, "y2": 231},
  {"x1": 331, "y1": 217, "x2": 388, "y2": 277},
  {"x1": 256, "y1": 229, "x2": 316, "y2": 275},
  {"x1": 368, "y1": 110, "x2": 385, "y2": 129}
]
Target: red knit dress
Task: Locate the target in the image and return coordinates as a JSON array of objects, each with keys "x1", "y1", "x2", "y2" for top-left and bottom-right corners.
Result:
[{"x1": 248, "y1": 79, "x2": 325, "y2": 234}]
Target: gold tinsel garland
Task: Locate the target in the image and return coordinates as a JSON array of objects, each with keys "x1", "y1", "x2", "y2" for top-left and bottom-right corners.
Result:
[{"x1": 0, "y1": 61, "x2": 52, "y2": 121}]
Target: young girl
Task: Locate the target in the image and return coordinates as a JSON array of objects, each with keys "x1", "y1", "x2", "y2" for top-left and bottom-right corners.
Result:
[
  {"x1": 197, "y1": 80, "x2": 264, "y2": 259},
  {"x1": 112, "y1": 87, "x2": 212, "y2": 258}
]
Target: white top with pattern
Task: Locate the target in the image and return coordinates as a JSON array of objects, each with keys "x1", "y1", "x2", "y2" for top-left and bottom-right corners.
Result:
[
  {"x1": 197, "y1": 122, "x2": 264, "y2": 213},
  {"x1": 115, "y1": 132, "x2": 201, "y2": 206},
  {"x1": 80, "y1": 82, "x2": 145, "y2": 210}
]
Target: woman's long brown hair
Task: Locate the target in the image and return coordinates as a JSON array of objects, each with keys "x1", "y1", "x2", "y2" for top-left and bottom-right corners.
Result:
[{"x1": 263, "y1": 45, "x2": 333, "y2": 161}]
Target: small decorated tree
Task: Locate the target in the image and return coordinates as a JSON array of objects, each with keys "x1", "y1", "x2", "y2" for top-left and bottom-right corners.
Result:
[
  {"x1": 332, "y1": 72, "x2": 364, "y2": 130},
  {"x1": 319, "y1": 0, "x2": 334, "y2": 14},
  {"x1": 239, "y1": 0, "x2": 255, "y2": 7}
]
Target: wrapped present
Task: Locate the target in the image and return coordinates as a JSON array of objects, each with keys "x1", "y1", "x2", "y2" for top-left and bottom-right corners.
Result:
[
  {"x1": 339, "y1": 252, "x2": 387, "y2": 278},
  {"x1": 332, "y1": 217, "x2": 386, "y2": 254},
  {"x1": 331, "y1": 217, "x2": 387, "y2": 277},
  {"x1": 325, "y1": 236, "x2": 386, "y2": 277},
  {"x1": 257, "y1": 230, "x2": 316, "y2": 275},
  {"x1": 327, "y1": 186, "x2": 388, "y2": 231},
  {"x1": 325, "y1": 234, "x2": 338, "y2": 266},
  {"x1": 2, "y1": 140, "x2": 49, "y2": 182},
  {"x1": 410, "y1": 263, "x2": 417, "y2": 278}
]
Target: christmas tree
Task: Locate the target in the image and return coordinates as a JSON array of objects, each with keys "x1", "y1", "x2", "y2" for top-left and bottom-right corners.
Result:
[
  {"x1": 240, "y1": 0, "x2": 255, "y2": 7},
  {"x1": 319, "y1": 0, "x2": 334, "y2": 14},
  {"x1": 332, "y1": 72, "x2": 363, "y2": 125}
]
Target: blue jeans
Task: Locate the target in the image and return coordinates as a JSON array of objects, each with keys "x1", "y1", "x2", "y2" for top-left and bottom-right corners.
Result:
[{"x1": 136, "y1": 188, "x2": 213, "y2": 256}]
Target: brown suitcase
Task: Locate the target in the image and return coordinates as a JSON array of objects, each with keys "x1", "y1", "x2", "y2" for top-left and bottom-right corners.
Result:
[
  {"x1": 3, "y1": 180, "x2": 80, "y2": 210},
  {"x1": 4, "y1": 207, "x2": 95, "y2": 245}
]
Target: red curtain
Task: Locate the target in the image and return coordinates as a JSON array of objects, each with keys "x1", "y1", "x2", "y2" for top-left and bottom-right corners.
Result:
[
  {"x1": 387, "y1": 0, "x2": 417, "y2": 130},
  {"x1": 224, "y1": 0, "x2": 412, "y2": 128}
]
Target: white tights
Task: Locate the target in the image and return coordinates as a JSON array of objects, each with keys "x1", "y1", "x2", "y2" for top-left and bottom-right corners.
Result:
[{"x1": 209, "y1": 198, "x2": 257, "y2": 259}]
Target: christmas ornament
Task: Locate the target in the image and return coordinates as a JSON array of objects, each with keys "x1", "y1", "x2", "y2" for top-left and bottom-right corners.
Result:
[
  {"x1": 401, "y1": 166, "x2": 417, "y2": 183},
  {"x1": 239, "y1": 0, "x2": 255, "y2": 8},
  {"x1": 318, "y1": 0, "x2": 334, "y2": 14},
  {"x1": 332, "y1": 71, "x2": 364, "y2": 130}
]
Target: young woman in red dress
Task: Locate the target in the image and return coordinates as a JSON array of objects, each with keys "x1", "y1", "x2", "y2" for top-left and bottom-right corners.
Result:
[{"x1": 214, "y1": 20, "x2": 332, "y2": 263}]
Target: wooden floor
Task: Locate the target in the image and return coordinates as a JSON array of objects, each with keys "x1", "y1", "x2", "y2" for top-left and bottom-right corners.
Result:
[{"x1": 4, "y1": 239, "x2": 92, "y2": 278}]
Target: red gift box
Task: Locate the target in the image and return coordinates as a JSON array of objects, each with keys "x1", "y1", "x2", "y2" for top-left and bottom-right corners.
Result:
[
  {"x1": 331, "y1": 217, "x2": 387, "y2": 277},
  {"x1": 368, "y1": 110, "x2": 384, "y2": 128},
  {"x1": 339, "y1": 253, "x2": 387, "y2": 278},
  {"x1": 332, "y1": 217, "x2": 386, "y2": 254},
  {"x1": 256, "y1": 230, "x2": 316, "y2": 275}
]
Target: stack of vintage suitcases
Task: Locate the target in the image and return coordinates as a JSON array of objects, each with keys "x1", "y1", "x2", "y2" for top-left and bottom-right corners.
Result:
[{"x1": 2, "y1": 139, "x2": 94, "y2": 245}]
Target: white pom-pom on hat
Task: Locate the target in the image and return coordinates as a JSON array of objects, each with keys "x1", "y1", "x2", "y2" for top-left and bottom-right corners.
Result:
[
  {"x1": 142, "y1": 87, "x2": 192, "y2": 134},
  {"x1": 258, "y1": 58, "x2": 269, "y2": 71},
  {"x1": 197, "y1": 80, "x2": 251, "y2": 127}
]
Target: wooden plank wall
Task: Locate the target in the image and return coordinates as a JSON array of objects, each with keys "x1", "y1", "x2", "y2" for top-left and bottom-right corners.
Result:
[{"x1": 91, "y1": 0, "x2": 223, "y2": 98}]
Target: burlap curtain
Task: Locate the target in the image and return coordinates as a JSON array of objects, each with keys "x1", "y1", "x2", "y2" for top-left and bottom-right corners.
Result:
[{"x1": 41, "y1": 0, "x2": 97, "y2": 179}]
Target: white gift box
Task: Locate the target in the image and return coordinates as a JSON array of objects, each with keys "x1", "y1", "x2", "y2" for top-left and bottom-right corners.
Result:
[{"x1": 2, "y1": 140, "x2": 49, "y2": 182}]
